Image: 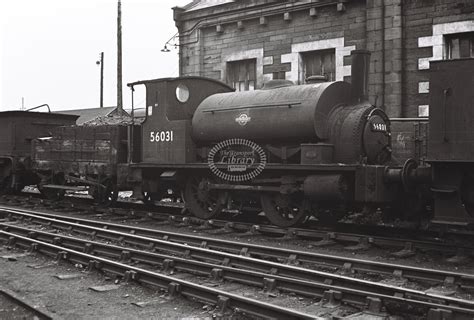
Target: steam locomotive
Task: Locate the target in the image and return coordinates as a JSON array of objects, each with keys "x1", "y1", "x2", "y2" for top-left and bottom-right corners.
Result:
[
  {"x1": 127, "y1": 50, "x2": 395, "y2": 227},
  {"x1": 1, "y1": 50, "x2": 473, "y2": 228}
]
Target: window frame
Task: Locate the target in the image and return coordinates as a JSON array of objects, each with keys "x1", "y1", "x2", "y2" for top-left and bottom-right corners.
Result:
[
  {"x1": 300, "y1": 48, "x2": 336, "y2": 83},
  {"x1": 445, "y1": 32, "x2": 474, "y2": 60},
  {"x1": 226, "y1": 59, "x2": 257, "y2": 92}
]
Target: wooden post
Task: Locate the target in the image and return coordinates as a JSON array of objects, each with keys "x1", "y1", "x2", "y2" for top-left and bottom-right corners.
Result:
[
  {"x1": 117, "y1": 0, "x2": 123, "y2": 116},
  {"x1": 100, "y1": 52, "x2": 104, "y2": 108}
]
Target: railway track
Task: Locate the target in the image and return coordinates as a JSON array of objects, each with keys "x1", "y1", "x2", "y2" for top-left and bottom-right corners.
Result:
[
  {"x1": 2, "y1": 206, "x2": 474, "y2": 290},
  {"x1": 3, "y1": 196, "x2": 474, "y2": 264},
  {"x1": 3, "y1": 194, "x2": 474, "y2": 262},
  {"x1": 1, "y1": 207, "x2": 474, "y2": 319},
  {"x1": 1, "y1": 231, "x2": 317, "y2": 319}
]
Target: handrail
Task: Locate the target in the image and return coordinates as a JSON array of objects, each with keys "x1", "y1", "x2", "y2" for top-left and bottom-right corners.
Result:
[{"x1": 203, "y1": 102, "x2": 302, "y2": 114}]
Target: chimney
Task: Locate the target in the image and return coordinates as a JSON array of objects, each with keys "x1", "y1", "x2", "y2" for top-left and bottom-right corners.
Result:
[{"x1": 350, "y1": 49, "x2": 370, "y2": 103}]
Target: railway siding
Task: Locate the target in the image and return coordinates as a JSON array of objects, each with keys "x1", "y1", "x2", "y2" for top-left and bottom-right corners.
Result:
[{"x1": 2, "y1": 207, "x2": 474, "y2": 319}]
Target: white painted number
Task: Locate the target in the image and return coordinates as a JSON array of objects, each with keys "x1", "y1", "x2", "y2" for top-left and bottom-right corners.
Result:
[
  {"x1": 150, "y1": 131, "x2": 174, "y2": 142},
  {"x1": 371, "y1": 123, "x2": 386, "y2": 132}
]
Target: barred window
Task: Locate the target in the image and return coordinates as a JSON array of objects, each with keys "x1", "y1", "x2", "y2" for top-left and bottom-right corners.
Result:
[
  {"x1": 226, "y1": 59, "x2": 256, "y2": 91},
  {"x1": 301, "y1": 49, "x2": 335, "y2": 82},
  {"x1": 446, "y1": 32, "x2": 474, "y2": 59}
]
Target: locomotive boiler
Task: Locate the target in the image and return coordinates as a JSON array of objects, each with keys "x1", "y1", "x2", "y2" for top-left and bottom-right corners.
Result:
[{"x1": 192, "y1": 53, "x2": 391, "y2": 165}]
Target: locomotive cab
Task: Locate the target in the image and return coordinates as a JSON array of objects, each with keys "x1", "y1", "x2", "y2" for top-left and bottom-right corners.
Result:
[
  {"x1": 126, "y1": 77, "x2": 233, "y2": 200},
  {"x1": 129, "y1": 77, "x2": 233, "y2": 164}
]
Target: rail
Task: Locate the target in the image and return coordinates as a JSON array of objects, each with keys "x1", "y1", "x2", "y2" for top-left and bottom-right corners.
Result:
[
  {"x1": 2, "y1": 207, "x2": 474, "y2": 300},
  {"x1": 3, "y1": 224, "x2": 474, "y2": 318},
  {"x1": 0, "y1": 230, "x2": 317, "y2": 320}
]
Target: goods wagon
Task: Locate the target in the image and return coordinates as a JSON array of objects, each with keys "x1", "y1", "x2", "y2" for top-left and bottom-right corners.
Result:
[{"x1": 0, "y1": 111, "x2": 77, "y2": 193}]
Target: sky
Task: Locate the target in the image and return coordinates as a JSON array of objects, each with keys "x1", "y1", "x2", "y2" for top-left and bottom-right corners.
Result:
[{"x1": 1, "y1": 0, "x2": 191, "y2": 112}]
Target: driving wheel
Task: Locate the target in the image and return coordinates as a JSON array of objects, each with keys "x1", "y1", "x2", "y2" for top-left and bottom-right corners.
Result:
[
  {"x1": 260, "y1": 192, "x2": 308, "y2": 227},
  {"x1": 183, "y1": 175, "x2": 225, "y2": 219}
]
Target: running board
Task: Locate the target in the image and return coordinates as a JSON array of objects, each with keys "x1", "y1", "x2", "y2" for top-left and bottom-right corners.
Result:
[{"x1": 40, "y1": 184, "x2": 88, "y2": 192}]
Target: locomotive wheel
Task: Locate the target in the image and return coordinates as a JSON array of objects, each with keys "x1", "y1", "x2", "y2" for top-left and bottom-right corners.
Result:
[
  {"x1": 260, "y1": 193, "x2": 308, "y2": 227},
  {"x1": 183, "y1": 175, "x2": 225, "y2": 219}
]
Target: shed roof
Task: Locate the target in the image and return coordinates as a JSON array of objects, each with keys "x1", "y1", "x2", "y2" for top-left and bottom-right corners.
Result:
[
  {"x1": 57, "y1": 107, "x2": 126, "y2": 125},
  {"x1": 125, "y1": 108, "x2": 146, "y2": 118}
]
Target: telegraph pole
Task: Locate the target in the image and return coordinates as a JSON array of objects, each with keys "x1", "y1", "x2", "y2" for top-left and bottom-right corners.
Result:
[
  {"x1": 117, "y1": 0, "x2": 123, "y2": 116},
  {"x1": 96, "y1": 52, "x2": 104, "y2": 108}
]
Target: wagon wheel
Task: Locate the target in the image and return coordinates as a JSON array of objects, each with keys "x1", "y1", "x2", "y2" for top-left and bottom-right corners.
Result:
[
  {"x1": 92, "y1": 179, "x2": 118, "y2": 206},
  {"x1": 40, "y1": 187, "x2": 65, "y2": 201},
  {"x1": 183, "y1": 175, "x2": 226, "y2": 219},
  {"x1": 261, "y1": 192, "x2": 309, "y2": 227},
  {"x1": 0, "y1": 175, "x2": 12, "y2": 195},
  {"x1": 39, "y1": 174, "x2": 66, "y2": 201}
]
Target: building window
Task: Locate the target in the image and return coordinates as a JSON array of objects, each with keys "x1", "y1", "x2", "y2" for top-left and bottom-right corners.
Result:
[
  {"x1": 227, "y1": 59, "x2": 256, "y2": 91},
  {"x1": 301, "y1": 49, "x2": 335, "y2": 82},
  {"x1": 446, "y1": 32, "x2": 474, "y2": 59},
  {"x1": 273, "y1": 71, "x2": 286, "y2": 80}
]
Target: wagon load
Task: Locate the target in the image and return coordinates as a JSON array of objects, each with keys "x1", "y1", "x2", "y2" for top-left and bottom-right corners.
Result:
[
  {"x1": 33, "y1": 124, "x2": 128, "y2": 176},
  {"x1": 80, "y1": 113, "x2": 143, "y2": 126}
]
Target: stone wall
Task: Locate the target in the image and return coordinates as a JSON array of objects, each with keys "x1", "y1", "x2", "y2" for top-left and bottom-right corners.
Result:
[{"x1": 174, "y1": 0, "x2": 473, "y2": 118}]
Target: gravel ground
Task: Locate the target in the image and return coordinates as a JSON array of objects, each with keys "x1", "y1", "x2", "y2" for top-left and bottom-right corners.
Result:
[{"x1": 0, "y1": 246, "x2": 214, "y2": 320}]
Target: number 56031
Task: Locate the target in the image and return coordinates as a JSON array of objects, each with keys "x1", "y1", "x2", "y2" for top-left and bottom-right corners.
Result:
[{"x1": 150, "y1": 131, "x2": 173, "y2": 142}]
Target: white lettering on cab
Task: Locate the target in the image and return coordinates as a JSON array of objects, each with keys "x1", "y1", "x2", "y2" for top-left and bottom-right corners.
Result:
[{"x1": 150, "y1": 131, "x2": 174, "y2": 142}]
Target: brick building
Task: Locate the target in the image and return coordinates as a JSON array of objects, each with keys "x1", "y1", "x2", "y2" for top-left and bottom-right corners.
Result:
[{"x1": 173, "y1": 0, "x2": 473, "y2": 118}]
